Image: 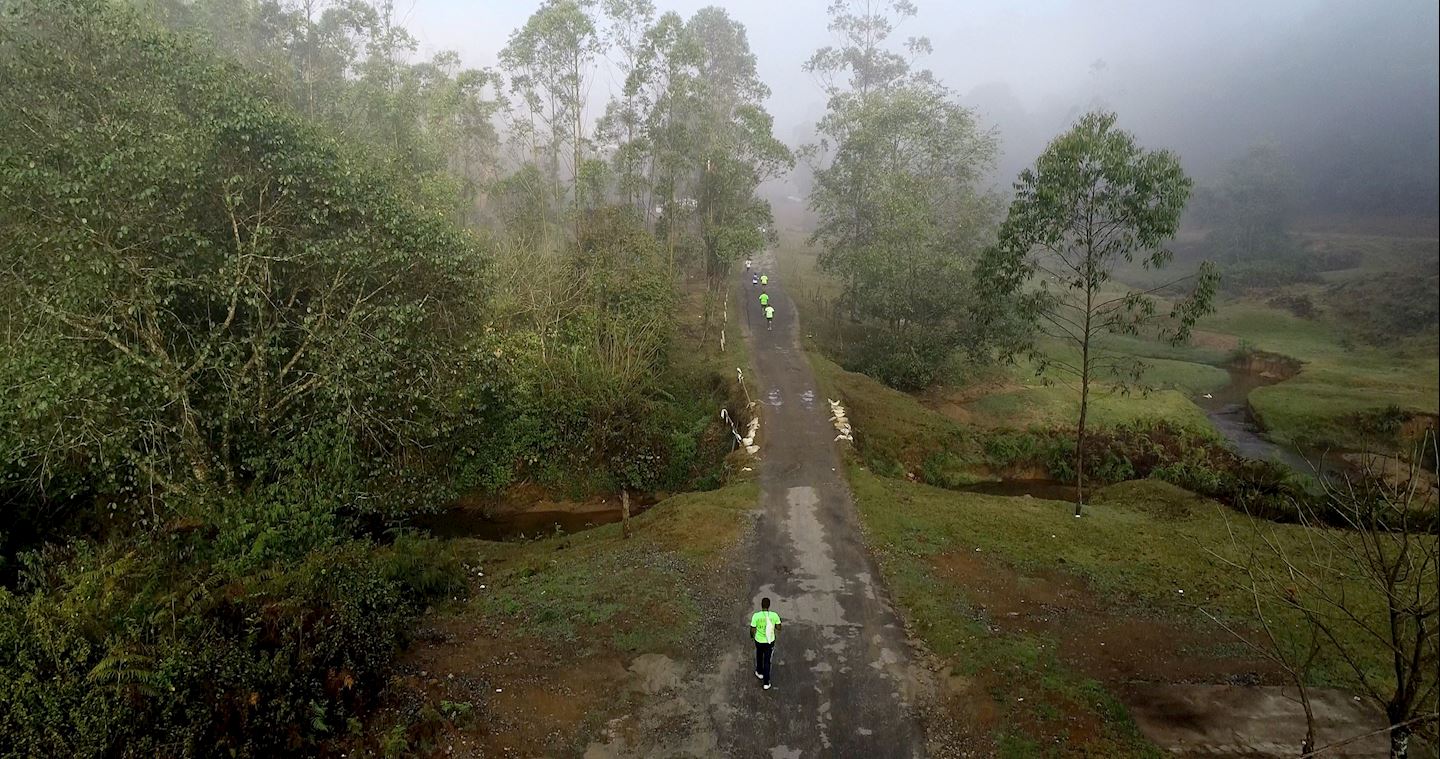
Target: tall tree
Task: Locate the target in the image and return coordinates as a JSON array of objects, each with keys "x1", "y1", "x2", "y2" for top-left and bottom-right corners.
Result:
[
  {"x1": 631, "y1": 11, "x2": 699, "y2": 236},
  {"x1": 595, "y1": 0, "x2": 657, "y2": 213},
  {"x1": 804, "y1": 0, "x2": 994, "y2": 389},
  {"x1": 500, "y1": 0, "x2": 603, "y2": 241},
  {"x1": 804, "y1": 0, "x2": 923, "y2": 98},
  {"x1": 684, "y1": 8, "x2": 792, "y2": 293},
  {"x1": 974, "y1": 111, "x2": 1218, "y2": 516}
]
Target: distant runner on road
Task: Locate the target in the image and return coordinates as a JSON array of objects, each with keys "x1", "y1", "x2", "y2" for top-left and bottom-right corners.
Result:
[
  {"x1": 758, "y1": 292, "x2": 769, "y2": 307},
  {"x1": 752, "y1": 273, "x2": 759, "y2": 287},
  {"x1": 764, "y1": 304, "x2": 775, "y2": 330},
  {"x1": 745, "y1": 258, "x2": 752, "y2": 270},
  {"x1": 750, "y1": 597, "x2": 781, "y2": 689},
  {"x1": 760, "y1": 274, "x2": 768, "y2": 286}
]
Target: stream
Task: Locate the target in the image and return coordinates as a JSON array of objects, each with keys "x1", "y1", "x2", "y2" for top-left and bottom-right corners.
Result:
[
  {"x1": 417, "y1": 493, "x2": 659, "y2": 541},
  {"x1": 1193, "y1": 368, "x2": 1319, "y2": 475}
]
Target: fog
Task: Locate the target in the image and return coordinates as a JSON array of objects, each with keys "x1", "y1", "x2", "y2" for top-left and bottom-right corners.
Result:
[{"x1": 404, "y1": 0, "x2": 1438, "y2": 218}]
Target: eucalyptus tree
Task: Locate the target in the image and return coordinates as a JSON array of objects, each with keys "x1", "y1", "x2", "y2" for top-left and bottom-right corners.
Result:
[
  {"x1": 974, "y1": 111, "x2": 1218, "y2": 516},
  {"x1": 615, "y1": 8, "x2": 788, "y2": 285},
  {"x1": 500, "y1": 0, "x2": 604, "y2": 239},
  {"x1": 630, "y1": 11, "x2": 701, "y2": 233},
  {"x1": 684, "y1": 8, "x2": 792, "y2": 290},
  {"x1": 594, "y1": 0, "x2": 658, "y2": 213},
  {"x1": 804, "y1": 0, "x2": 995, "y2": 388}
]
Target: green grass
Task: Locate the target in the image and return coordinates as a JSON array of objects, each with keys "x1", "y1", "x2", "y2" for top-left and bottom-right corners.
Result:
[
  {"x1": 808, "y1": 351, "x2": 998, "y2": 491},
  {"x1": 967, "y1": 383, "x2": 1219, "y2": 436},
  {"x1": 1201, "y1": 301, "x2": 1438, "y2": 447},
  {"x1": 849, "y1": 467, "x2": 1404, "y2": 694},
  {"x1": 850, "y1": 466, "x2": 1169, "y2": 756},
  {"x1": 454, "y1": 480, "x2": 758, "y2": 656}
]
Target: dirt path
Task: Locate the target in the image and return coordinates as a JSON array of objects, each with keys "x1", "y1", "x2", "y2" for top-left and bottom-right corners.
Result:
[{"x1": 584, "y1": 252, "x2": 927, "y2": 757}]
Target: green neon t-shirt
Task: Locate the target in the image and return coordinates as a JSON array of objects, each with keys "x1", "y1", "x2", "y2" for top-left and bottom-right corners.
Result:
[
  {"x1": 759, "y1": 293, "x2": 769, "y2": 306},
  {"x1": 760, "y1": 275, "x2": 768, "y2": 285},
  {"x1": 751, "y1": 610, "x2": 780, "y2": 643},
  {"x1": 764, "y1": 306, "x2": 775, "y2": 319}
]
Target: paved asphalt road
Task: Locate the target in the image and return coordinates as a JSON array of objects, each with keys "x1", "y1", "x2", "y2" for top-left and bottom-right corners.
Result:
[{"x1": 712, "y1": 252, "x2": 926, "y2": 758}]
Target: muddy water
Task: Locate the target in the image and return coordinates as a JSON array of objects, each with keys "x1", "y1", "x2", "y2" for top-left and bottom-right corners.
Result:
[
  {"x1": 1195, "y1": 368, "x2": 1319, "y2": 475},
  {"x1": 960, "y1": 479, "x2": 1084, "y2": 501},
  {"x1": 417, "y1": 496, "x2": 657, "y2": 541}
]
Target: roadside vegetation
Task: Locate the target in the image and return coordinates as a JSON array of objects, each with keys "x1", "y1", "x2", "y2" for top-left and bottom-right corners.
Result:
[
  {"x1": 788, "y1": 3, "x2": 1436, "y2": 754},
  {"x1": 359, "y1": 479, "x2": 758, "y2": 756},
  {"x1": 1, "y1": 0, "x2": 778, "y2": 754},
  {"x1": 3, "y1": 0, "x2": 1435, "y2": 755}
]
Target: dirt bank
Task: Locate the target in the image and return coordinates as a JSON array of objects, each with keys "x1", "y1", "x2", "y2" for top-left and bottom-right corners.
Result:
[
  {"x1": 1228, "y1": 348, "x2": 1303, "y2": 381},
  {"x1": 420, "y1": 485, "x2": 662, "y2": 541}
]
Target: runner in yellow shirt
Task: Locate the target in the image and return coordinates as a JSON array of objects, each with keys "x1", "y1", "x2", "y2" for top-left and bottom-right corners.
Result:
[{"x1": 750, "y1": 597, "x2": 781, "y2": 689}]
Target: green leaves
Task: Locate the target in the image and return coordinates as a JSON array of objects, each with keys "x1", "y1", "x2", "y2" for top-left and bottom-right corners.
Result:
[
  {"x1": 973, "y1": 110, "x2": 1216, "y2": 510},
  {"x1": 0, "y1": 0, "x2": 489, "y2": 517},
  {"x1": 976, "y1": 110, "x2": 1211, "y2": 375},
  {"x1": 807, "y1": 29, "x2": 1000, "y2": 388}
]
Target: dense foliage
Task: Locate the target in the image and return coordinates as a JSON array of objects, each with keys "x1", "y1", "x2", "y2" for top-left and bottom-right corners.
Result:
[
  {"x1": 1, "y1": 0, "x2": 489, "y2": 522},
  {"x1": 0, "y1": 0, "x2": 763, "y2": 754},
  {"x1": 974, "y1": 111, "x2": 1218, "y2": 514},
  {"x1": 804, "y1": 0, "x2": 999, "y2": 390}
]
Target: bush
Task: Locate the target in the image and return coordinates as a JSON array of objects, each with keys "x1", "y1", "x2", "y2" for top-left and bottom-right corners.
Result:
[
  {"x1": 0, "y1": 533, "x2": 462, "y2": 758},
  {"x1": 920, "y1": 450, "x2": 985, "y2": 489},
  {"x1": 1217, "y1": 258, "x2": 1318, "y2": 293},
  {"x1": 845, "y1": 329, "x2": 955, "y2": 392}
]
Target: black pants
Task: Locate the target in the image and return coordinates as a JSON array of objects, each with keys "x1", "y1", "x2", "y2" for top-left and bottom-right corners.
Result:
[{"x1": 755, "y1": 641, "x2": 774, "y2": 685}]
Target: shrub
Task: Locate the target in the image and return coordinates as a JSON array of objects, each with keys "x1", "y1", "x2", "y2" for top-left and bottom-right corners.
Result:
[
  {"x1": 921, "y1": 450, "x2": 984, "y2": 489},
  {"x1": 845, "y1": 329, "x2": 955, "y2": 392},
  {"x1": 0, "y1": 534, "x2": 462, "y2": 758}
]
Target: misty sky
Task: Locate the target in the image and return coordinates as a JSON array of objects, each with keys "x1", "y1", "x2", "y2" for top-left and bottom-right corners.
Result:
[{"x1": 401, "y1": 0, "x2": 1438, "y2": 210}]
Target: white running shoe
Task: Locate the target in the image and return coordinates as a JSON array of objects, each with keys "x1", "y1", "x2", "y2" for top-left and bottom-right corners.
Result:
[
  {"x1": 755, "y1": 672, "x2": 763, "y2": 680},
  {"x1": 763, "y1": 683, "x2": 771, "y2": 690}
]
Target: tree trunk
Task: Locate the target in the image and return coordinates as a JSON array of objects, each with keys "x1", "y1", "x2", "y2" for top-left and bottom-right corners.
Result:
[
  {"x1": 1299, "y1": 688, "x2": 1316, "y2": 756},
  {"x1": 1075, "y1": 378, "x2": 1088, "y2": 517},
  {"x1": 621, "y1": 488, "x2": 632, "y2": 539},
  {"x1": 1388, "y1": 707, "x2": 1410, "y2": 759}
]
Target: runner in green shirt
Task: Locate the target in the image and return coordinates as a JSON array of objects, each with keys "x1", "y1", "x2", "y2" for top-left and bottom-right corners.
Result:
[
  {"x1": 758, "y1": 291, "x2": 769, "y2": 307},
  {"x1": 764, "y1": 305, "x2": 775, "y2": 330},
  {"x1": 760, "y1": 274, "x2": 769, "y2": 286},
  {"x1": 750, "y1": 597, "x2": 781, "y2": 689}
]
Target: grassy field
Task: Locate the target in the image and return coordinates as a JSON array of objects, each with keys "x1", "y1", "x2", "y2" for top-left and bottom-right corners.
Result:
[
  {"x1": 369, "y1": 480, "x2": 759, "y2": 756},
  {"x1": 465, "y1": 481, "x2": 758, "y2": 656},
  {"x1": 778, "y1": 224, "x2": 1439, "y2": 451},
  {"x1": 1199, "y1": 301, "x2": 1439, "y2": 447},
  {"x1": 848, "y1": 465, "x2": 1420, "y2": 756},
  {"x1": 961, "y1": 355, "x2": 1222, "y2": 436}
]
